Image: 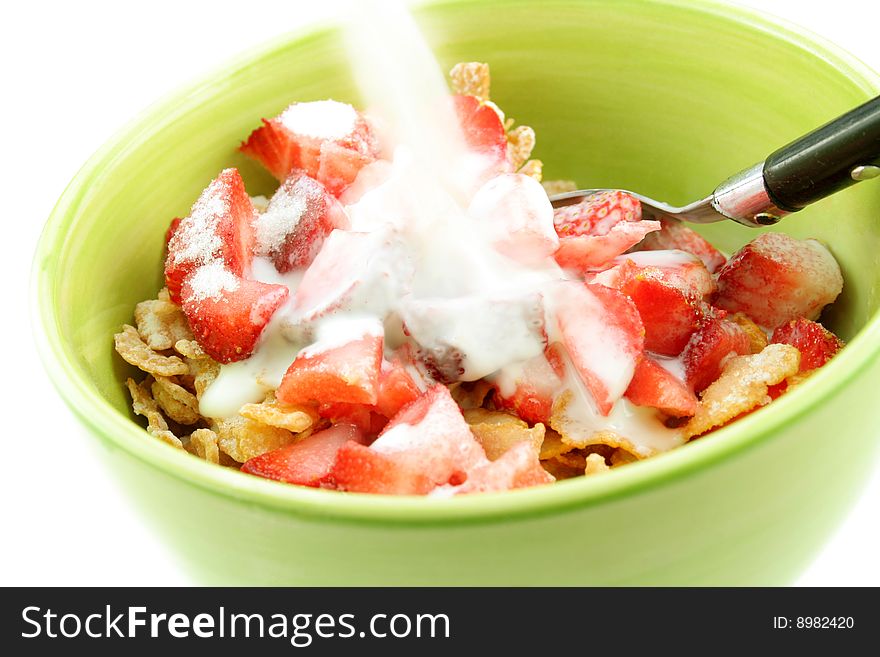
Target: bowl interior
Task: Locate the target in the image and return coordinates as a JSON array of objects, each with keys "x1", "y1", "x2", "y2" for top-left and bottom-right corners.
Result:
[{"x1": 36, "y1": 0, "x2": 880, "y2": 509}]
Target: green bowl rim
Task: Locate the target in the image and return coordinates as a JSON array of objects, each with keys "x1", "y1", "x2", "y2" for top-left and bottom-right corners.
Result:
[{"x1": 32, "y1": 0, "x2": 880, "y2": 526}]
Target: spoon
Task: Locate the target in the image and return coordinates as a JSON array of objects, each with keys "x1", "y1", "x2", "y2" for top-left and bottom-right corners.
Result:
[{"x1": 550, "y1": 95, "x2": 880, "y2": 228}]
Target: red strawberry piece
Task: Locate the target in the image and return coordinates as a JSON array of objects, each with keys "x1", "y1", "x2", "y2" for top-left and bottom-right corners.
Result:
[
  {"x1": 552, "y1": 191, "x2": 661, "y2": 271},
  {"x1": 636, "y1": 218, "x2": 727, "y2": 273},
  {"x1": 610, "y1": 250, "x2": 717, "y2": 298},
  {"x1": 276, "y1": 319, "x2": 384, "y2": 406},
  {"x1": 624, "y1": 357, "x2": 698, "y2": 417},
  {"x1": 451, "y1": 442, "x2": 554, "y2": 495},
  {"x1": 317, "y1": 141, "x2": 376, "y2": 198},
  {"x1": 681, "y1": 316, "x2": 751, "y2": 393},
  {"x1": 492, "y1": 348, "x2": 563, "y2": 425},
  {"x1": 330, "y1": 441, "x2": 434, "y2": 495},
  {"x1": 452, "y1": 94, "x2": 509, "y2": 169},
  {"x1": 771, "y1": 317, "x2": 844, "y2": 372},
  {"x1": 552, "y1": 281, "x2": 645, "y2": 415},
  {"x1": 165, "y1": 217, "x2": 182, "y2": 248},
  {"x1": 371, "y1": 384, "x2": 487, "y2": 486},
  {"x1": 255, "y1": 172, "x2": 349, "y2": 273},
  {"x1": 375, "y1": 357, "x2": 423, "y2": 419},
  {"x1": 468, "y1": 173, "x2": 559, "y2": 264},
  {"x1": 620, "y1": 273, "x2": 704, "y2": 356},
  {"x1": 240, "y1": 119, "x2": 302, "y2": 181},
  {"x1": 165, "y1": 168, "x2": 256, "y2": 304},
  {"x1": 240, "y1": 423, "x2": 366, "y2": 487},
  {"x1": 180, "y1": 273, "x2": 288, "y2": 363},
  {"x1": 714, "y1": 233, "x2": 843, "y2": 328},
  {"x1": 240, "y1": 100, "x2": 379, "y2": 194}
]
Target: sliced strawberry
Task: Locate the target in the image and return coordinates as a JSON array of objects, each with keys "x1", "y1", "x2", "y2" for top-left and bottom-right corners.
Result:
[
  {"x1": 552, "y1": 281, "x2": 644, "y2": 415},
  {"x1": 255, "y1": 172, "x2": 349, "y2": 273},
  {"x1": 620, "y1": 273, "x2": 704, "y2": 356},
  {"x1": 452, "y1": 94, "x2": 508, "y2": 170},
  {"x1": 317, "y1": 141, "x2": 376, "y2": 198},
  {"x1": 681, "y1": 316, "x2": 751, "y2": 393},
  {"x1": 552, "y1": 191, "x2": 660, "y2": 272},
  {"x1": 180, "y1": 273, "x2": 288, "y2": 363},
  {"x1": 468, "y1": 173, "x2": 559, "y2": 264},
  {"x1": 276, "y1": 320, "x2": 384, "y2": 406},
  {"x1": 604, "y1": 250, "x2": 717, "y2": 298},
  {"x1": 492, "y1": 348, "x2": 563, "y2": 425},
  {"x1": 452, "y1": 442, "x2": 554, "y2": 495},
  {"x1": 715, "y1": 233, "x2": 843, "y2": 328},
  {"x1": 165, "y1": 217, "x2": 182, "y2": 248},
  {"x1": 165, "y1": 169, "x2": 256, "y2": 304},
  {"x1": 375, "y1": 357, "x2": 422, "y2": 419},
  {"x1": 330, "y1": 441, "x2": 434, "y2": 495},
  {"x1": 636, "y1": 218, "x2": 726, "y2": 273},
  {"x1": 240, "y1": 100, "x2": 379, "y2": 195},
  {"x1": 240, "y1": 423, "x2": 366, "y2": 487},
  {"x1": 370, "y1": 384, "x2": 487, "y2": 486},
  {"x1": 625, "y1": 357, "x2": 697, "y2": 417},
  {"x1": 240, "y1": 118, "x2": 302, "y2": 181},
  {"x1": 771, "y1": 318, "x2": 844, "y2": 372}
]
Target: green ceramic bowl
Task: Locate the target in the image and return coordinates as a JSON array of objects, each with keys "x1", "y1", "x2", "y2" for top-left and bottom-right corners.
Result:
[{"x1": 34, "y1": 0, "x2": 880, "y2": 585}]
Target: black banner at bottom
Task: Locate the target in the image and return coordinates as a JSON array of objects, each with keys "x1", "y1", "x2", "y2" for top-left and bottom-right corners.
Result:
[{"x1": 3, "y1": 587, "x2": 875, "y2": 653}]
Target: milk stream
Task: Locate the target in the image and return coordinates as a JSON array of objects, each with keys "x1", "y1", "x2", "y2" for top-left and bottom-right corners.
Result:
[{"x1": 198, "y1": 0, "x2": 683, "y2": 456}]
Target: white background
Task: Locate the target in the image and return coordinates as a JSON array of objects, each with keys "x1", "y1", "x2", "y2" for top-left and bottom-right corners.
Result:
[{"x1": 1, "y1": 0, "x2": 878, "y2": 586}]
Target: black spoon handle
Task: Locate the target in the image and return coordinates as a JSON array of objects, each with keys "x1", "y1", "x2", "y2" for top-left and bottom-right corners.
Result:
[{"x1": 762, "y1": 95, "x2": 880, "y2": 211}]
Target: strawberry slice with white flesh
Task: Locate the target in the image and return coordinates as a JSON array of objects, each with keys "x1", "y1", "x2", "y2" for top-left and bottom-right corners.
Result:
[
  {"x1": 165, "y1": 168, "x2": 256, "y2": 304},
  {"x1": 636, "y1": 218, "x2": 727, "y2": 273},
  {"x1": 714, "y1": 233, "x2": 843, "y2": 328},
  {"x1": 240, "y1": 100, "x2": 380, "y2": 196},
  {"x1": 180, "y1": 272, "x2": 289, "y2": 363},
  {"x1": 448, "y1": 442, "x2": 554, "y2": 495},
  {"x1": 468, "y1": 173, "x2": 559, "y2": 264},
  {"x1": 276, "y1": 317, "x2": 384, "y2": 406},
  {"x1": 552, "y1": 191, "x2": 661, "y2": 272},
  {"x1": 551, "y1": 282, "x2": 645, "y2": 416},
  {"x1": 369, "y1": 384, "x2": 488, "y2": 487},
  {"x1": 255, "y1": 172, "x2": 349, "y2": 273},
  {"x1": 241, "y1": 423, "x2": 366, "y2": 487}
]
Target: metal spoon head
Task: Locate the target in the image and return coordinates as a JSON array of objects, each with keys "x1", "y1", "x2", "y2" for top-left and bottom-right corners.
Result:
[{"x1": 549, "y1": 188, "x2": 726, "y2": 225}]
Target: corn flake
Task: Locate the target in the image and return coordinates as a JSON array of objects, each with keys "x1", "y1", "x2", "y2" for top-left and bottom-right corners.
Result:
[
  {"x1": 542, "y1": 179, "x2": 578, "y2": 196},
  {"x1": 539, "y1": 429, "x2": 574, "y2": 460},
  {"x1": 115, "y1": 325, "x2": 189, "y2": 377},
  {"x1": 518, "y1": 159, "x2": 543, "y2": 182},
  {"x1": 239, "y1": 393, "x2": 317, "y2": 433},
  {"x1": 151, "y1": 376, "x2": 201, "y2": 425},
  {"x1": 685, "y1": 343, "x2": 800, "y2": 438},
  {"x1": 464, "y1": 408, "x2": 544, "y2": 460},
  {"x1": 731, "y1": 312, "x2": 768, "y2": 354},
  {"x1": 134, "y1": 299, "x2": 192, "y2": 351},
  {"x1": 450, "y1": 61, "x2": 491, "y2": 100},
  {"x1": 584, "y1": 452, "x2": 610, "y2": 475},
  {"x1": 188, "y1": 428, "x2": 220, "y2": 464},
  {"x1": 507, "y1": 125, "x2": 536, "y2": 171},
  {"x1": 212, "y1": 415, "x2": 296, "y2": 463}
]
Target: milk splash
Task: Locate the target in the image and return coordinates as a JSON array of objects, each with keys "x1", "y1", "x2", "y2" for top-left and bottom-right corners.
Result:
[{"x1": 199, "y1": 0, "x2": 684, "y2": 457}]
